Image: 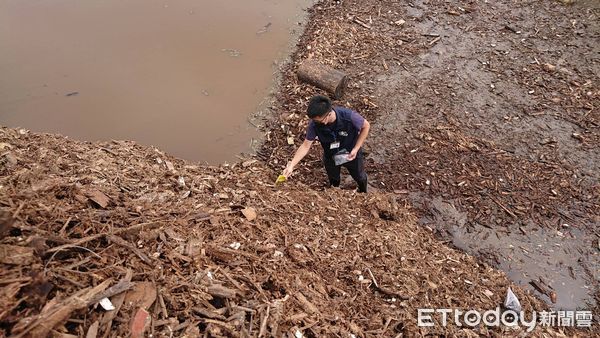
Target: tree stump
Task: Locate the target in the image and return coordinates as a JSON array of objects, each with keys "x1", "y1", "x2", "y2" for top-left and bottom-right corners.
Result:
[{"x1": 297, "y1": 60, "x2": 348, "y2": 99}]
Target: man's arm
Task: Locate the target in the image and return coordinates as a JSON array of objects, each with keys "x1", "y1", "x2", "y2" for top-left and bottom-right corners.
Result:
[
  {"x1": 282, "y1": 139, "x2": 314, "y2": 177},
  {"x1": 348, "y1": 119, "x2": 370, "y2": 160}
]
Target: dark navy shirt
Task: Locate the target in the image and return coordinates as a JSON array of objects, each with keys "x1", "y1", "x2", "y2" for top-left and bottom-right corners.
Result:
[{"x1": 305, "y1": 106, "x2": 365, "y2": 157}]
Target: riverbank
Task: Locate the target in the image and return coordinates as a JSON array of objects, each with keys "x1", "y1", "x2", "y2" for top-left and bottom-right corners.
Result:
[
  {"x1": 261, "y1": 0, "x2": 599, "y2": 314},
  {"x1": 0, "y1": 126, "x2": 567, "y2": 337}
]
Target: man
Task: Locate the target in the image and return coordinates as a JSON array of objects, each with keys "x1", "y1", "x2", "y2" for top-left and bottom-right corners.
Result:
[{"x1": 282, "y1": 95, "x2": 370, "y2": 193}]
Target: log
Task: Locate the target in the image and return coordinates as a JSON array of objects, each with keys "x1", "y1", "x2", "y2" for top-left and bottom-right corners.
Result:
[
  {"x1": 297, "y1": 60, "x2": 348, "y2": 99},
  {"x1": 130, "y1": 308, "x2": 151, "y2": 338},
  {"x1": 14, "y1": 280, "x2": 112, "y2": 338},
  {"x1": 99, "y1": 270, "x2": 133, "y2": 338},
  {"x1": 294, "y1": 292, "x2": 319, "y2": 314},
  {"x1": 0, "y1": 244, "x2": 34, "y2": 265},
  {"x1": 207, "y1": 284, "x2": 238, "y2": 299}
]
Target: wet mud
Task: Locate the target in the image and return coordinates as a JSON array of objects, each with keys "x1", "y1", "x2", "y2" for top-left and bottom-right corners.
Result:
[{"x1": 263, "y1": 0, "x2": 599, "y2": 312}]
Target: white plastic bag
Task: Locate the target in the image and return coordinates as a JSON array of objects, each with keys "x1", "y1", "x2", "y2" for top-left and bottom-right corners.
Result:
[
  {"x1": 333, "y1": 149, "x2": 350, "y2": 166},
  {"x1": 504, "y1": 287, "x2": 522, "y2": 313}
]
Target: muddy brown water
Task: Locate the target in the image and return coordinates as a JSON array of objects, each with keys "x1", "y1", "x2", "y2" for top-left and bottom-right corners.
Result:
[{"x1": 0, "y1": 0, "x2": 313, "y2": 164}]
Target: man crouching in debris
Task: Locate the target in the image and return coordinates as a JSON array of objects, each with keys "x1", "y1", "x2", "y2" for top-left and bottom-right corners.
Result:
[{"x1": 282, "y1": 95, "x2": 370, "y2": 193}]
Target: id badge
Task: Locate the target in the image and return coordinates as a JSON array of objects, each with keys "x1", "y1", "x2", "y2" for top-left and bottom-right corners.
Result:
[{"x1": 330, "y1": 141, "x2": 340, "y2": 149}]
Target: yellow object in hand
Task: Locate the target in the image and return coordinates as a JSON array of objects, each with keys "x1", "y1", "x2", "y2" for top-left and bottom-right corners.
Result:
[{"x1": 275, "y1": 175, "x2": 287, "y2": 184}]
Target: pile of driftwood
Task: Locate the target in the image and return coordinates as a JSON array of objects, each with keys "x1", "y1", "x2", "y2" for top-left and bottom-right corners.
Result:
[{"x1": 1, "y1": 127, "x2": 575, "y2": 337}]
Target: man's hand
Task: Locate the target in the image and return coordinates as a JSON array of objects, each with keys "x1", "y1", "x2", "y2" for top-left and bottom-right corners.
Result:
[
  {"x1": 347, "y1": 148, "x2": 359, "y2": 161},
  {"x1": 283, "y1": 139, "x2": 314, "y2": 178},
  {"x1": 282, "y1": 162, "x2": 294, "y2": 178}
]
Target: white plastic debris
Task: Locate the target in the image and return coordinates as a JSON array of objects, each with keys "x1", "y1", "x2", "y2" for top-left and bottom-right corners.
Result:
[
  {"x1": 229, "y1": 242, "x2": 241, "y2": 250},
  {"x1": 273, "y1": 250, "x2": 284, "y2": 258},
  {"x1": 293, "y1": 243, "x2": 307, "y2": 251},
  {"x1": 99, "y1": 297, "x2": 115, "y2": 311},
  {"x1": 294, "y1": 329, "x2": 304, "y2": 338},
  {"x1": 504, "y1": 287, "x2": 522, "y2": 312},
  {"x1": 165, "y1": 160, "x2": 175, "y2": 172}
]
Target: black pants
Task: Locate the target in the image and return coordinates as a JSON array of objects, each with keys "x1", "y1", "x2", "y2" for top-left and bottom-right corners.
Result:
[{"x1": 323, "y1": 150, "x2": 368, "y2": 193}]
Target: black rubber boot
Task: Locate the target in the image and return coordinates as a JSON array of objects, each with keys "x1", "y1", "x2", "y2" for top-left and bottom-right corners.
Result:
[
  {"x1": 329, "y1": 179, "x2": 341, "y2": 188},
  {"x1": 357, "y1": 178, "x2": 368, "y2": 193}
]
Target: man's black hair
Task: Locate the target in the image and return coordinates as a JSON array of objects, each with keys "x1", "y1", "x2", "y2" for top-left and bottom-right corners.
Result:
[{"x1": 307, "y1": 95, "x2": 332, "y2": 118}]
